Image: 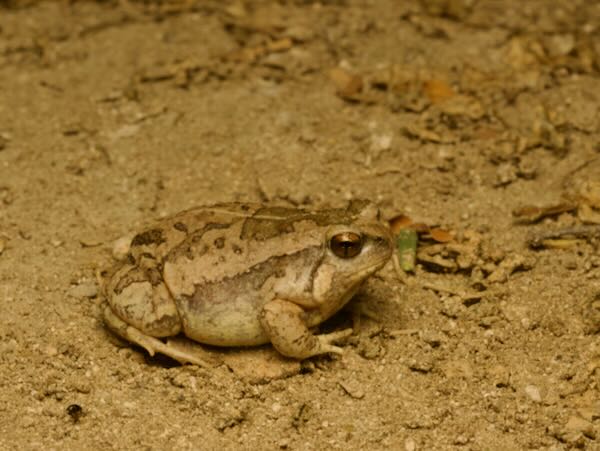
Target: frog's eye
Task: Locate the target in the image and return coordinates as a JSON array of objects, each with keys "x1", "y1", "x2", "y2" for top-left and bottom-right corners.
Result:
[{"x1": 330, "y1": 232, "x2": 363, "y2": 258}]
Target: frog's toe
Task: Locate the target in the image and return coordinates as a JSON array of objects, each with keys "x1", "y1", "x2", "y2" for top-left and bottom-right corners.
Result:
[
  {"x1": 313, "y1": 328, "x2": 353, "y2": 355},
  {"x1": 318, "y1": 328, "x2": 353, "y2": 344}
]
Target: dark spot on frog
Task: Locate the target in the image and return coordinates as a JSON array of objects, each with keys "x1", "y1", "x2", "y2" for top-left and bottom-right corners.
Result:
[
  {"x1": 185, "y1": 243, "x2": 208, "y2": 260},
  {"x1": 113, "y1": 266, "x2": 150, "y2": 294},
  {"x1": 147, "y1": 267, "x2": 163, "y2": 286},
  {"x1": 214, "y1": 237, "x2": 225, "y2": 249},
  {"x1": 131, "y1": 229, "x2": 165, "y2": 247},
  {"x1": 112, "y1": 263, "x2": 164, "y2": 294},
  {"x1": 273, "y1": 267, "x2": 286, "y2": 278},
  {"x1": 130, "y1": 251, "x2": 157, "y2": 265},
  {"x1": 167, "y1": 222, "x2": 229, "y2": 262},
  {"x1": 173, "y1": 222, "x2": 188, "y2": 233}
]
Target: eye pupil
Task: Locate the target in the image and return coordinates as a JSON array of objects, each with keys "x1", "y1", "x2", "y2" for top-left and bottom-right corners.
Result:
[{"x1": 330, "y1": 232, "x2": 363, "y2": 258}]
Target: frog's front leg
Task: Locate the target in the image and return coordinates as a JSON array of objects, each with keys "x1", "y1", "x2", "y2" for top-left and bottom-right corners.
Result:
[{"x1": 259, "y1": 299, "x2": 353, "y2": 359}]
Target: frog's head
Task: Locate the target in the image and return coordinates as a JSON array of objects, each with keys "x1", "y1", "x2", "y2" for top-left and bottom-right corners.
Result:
[{"x1": 311, "y1": 201, "x2": 393, "y2": 304}]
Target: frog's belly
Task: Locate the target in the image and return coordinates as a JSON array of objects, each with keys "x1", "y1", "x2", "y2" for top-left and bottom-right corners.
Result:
[{"x1": 174, "y1": 295, "x2": 270, "y2": 347}]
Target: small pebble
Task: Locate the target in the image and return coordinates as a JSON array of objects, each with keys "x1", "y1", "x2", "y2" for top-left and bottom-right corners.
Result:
[
  {"x1": 370, "y1": 133, "x2": 393, "y2": 152},
  {"x1": 404, "y1": 437, "x2": 417, "y2": 451},
  {"x1": 524, "y1": 384, "x2": 542, "y2": 403},
  {"x1": 338, "y1": 381, "x2": 365, "y2": 399},
  {"x1": 112, "y1": 235, "x2": 133, "y2": 261},
  {"x1": 68, "y1": 281, "x2": 98, "y2": 299},
  {"x1": 50, "y1": 239, "x2": 63, "y2": 248},
  {"x1": 564, "y1": 415, "x2": 595, "y2": 439}
]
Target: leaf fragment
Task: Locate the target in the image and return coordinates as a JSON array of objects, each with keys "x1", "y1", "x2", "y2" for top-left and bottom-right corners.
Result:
[{"x1": 396, "y1": 229, "x2": 418, "y2": 272}]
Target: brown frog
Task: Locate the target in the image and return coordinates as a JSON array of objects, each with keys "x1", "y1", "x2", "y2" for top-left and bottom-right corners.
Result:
[{"x1": 103, "y1": 200, "x2": 392, "y2": 365}]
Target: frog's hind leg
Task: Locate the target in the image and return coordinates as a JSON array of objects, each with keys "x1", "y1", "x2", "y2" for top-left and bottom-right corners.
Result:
[
  {"x1": 104, "y1": 264, "x2": 211, "y2": 367},
  {"x1": 106, "y1": 265, "x2": 182, "y2": 338},
  {"x1": 103, "y1": 305, "x2": 212, "y2": 368}
]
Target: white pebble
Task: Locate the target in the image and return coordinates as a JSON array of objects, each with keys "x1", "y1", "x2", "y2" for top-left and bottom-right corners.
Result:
[{"x1": 524, "y1": 385, "x2": 542, "y2": 402}]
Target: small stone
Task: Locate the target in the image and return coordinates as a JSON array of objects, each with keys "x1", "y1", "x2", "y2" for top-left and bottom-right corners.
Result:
[
  {"x1": 407, "y1": 356, "x2": 434, "y2": 373},
  {"x1": 577, "y1": 402, "x2": 600, "y2": 422},
  {"x1": 338, "y1": 381, "x2": 365, "y2": 399},
  {"x1": 544, "y1": 34, "x2": 576, "y2": 57},
  {"x1": 21, "y1": 416, "x2": 36, "y2": 429},
  {"x1": 370, "y1": 133, "x2": 393, "y2": 152},
  {"x1": 50, "y1": 239, "x2": 63, "y2": 248},
  {"x1": 404, "y1": 437, "x2": 417, "y2": 451},
  {"x1": 329, "y1": 67, "x2": 363, "y2": 98},
  {"x1": 109, "y1": 124, "x2": 140, "y2": 140},
  {"x1": 564, "y1": 415, "x2": 596, "y2": 439},
  {"x1": 524, "y1": 384, "x2": 542, "y2": 403},
  {"x1": 419, "y1": 330, "x2": 445, "y2": 348},
  {"x1": 68, "y1": 281, "x2": 98, "y2": 299},
  {"x1": 494, "y1": 163, "x2": 517, "y2": 187},
  {"x1": 453, "y1": 435, "x2": 470, "y2": 445},
  {"x1": 45, "y1": 345, "x2": 58, "y2": 357},
  {"x1": 112, "y1": 235, "x2": 133, "y2": 261}
]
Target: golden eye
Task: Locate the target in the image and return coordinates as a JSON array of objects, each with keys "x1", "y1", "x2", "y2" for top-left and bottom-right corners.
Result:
[{"x1": 330, "y1": 232, "x2": 363, "y2": 258}]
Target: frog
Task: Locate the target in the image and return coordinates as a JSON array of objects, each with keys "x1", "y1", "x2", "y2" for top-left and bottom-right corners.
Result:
[{"x1": 102, "y1": 200, "x2": 393, "y2": 366}]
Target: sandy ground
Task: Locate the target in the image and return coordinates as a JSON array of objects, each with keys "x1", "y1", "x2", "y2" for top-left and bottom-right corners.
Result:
[{"x1": 0, "y1": 1, "x2": 599, "y2": 449}]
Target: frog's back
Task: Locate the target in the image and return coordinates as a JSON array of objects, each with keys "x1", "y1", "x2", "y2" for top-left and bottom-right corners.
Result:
[{"x1": 125, "y1": 203, "x2": 262, "y2": 263}]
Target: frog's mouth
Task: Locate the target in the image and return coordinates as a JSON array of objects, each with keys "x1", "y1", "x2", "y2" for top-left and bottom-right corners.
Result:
[{"x1": 346, "y1": 254, "x2": 391, "y2": 280}]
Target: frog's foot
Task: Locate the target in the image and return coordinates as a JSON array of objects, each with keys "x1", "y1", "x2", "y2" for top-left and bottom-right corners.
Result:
[
  {"x1": 260, "y1": 299, "x2": 353, "y2": 359},
  {"x1": 315, "y1": 328, "x2": 354, "y2": 354},
  {"x1": 103, "y1": 305, "x2": 212, "y2": 368},
  {"x1": 349, "y1": 300, "x2": 380, "y2": 332}
]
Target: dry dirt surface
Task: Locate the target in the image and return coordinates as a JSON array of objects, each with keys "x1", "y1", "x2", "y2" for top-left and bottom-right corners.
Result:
[{"x1": 1, "y1": 1, "x2": 600, "y2": 449}]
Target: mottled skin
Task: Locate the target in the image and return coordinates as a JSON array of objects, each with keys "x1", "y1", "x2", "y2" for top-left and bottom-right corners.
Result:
[{"x1": 103, "y1": 200, "x2": 392, "y2": 365}]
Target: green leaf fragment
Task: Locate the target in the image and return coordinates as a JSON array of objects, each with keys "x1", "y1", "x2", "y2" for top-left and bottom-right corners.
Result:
[{"x1": 396, "y1": 229, "x2": 418, "y2": 272}]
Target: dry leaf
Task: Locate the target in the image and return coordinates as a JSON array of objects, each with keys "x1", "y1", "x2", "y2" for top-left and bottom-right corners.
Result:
[
  {"x1": 512, "y1": 203, "x2": 577, "y2": 223},
  {"x1": 411, "y1": 222, "x2": 431, "y2": 233},
  {"x1": 429, "y1": 228, "x2": 454, "y2": 243},
  {"x1": 423, "y1": 79, "x2": 454, "y2": 103},
  {"x1": 388, "y1": 214, "x2": 413, "y2": 234}
]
